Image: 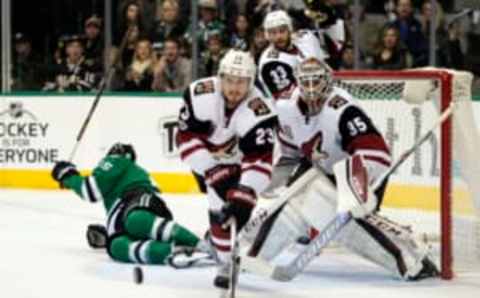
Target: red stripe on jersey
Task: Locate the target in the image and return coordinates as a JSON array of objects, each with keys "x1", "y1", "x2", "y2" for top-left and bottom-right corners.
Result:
[
  {"x1": 180, "y1": 144, "x2": 206, "y2": 160},
  {"x1": 242, "y1": 165, "x2": 272, "y2": 179},
  {"x1": 346, "y1": 134, "x2": 390, "y2": 155},
  {"x1": 210, "y1": 223, "x2": 230, "y2": 251},
  {"x1": 176, "y1": 131, "x2": 204, "y2": 146},
  {"x1": 213, "y1": 243, "x2": 231, "y2": 252},
  {"x1": 364, "y1": 155, "x2": 391, "y2": 167},
  {"x1": 242, "y1": 152, "x2": 273, "y2": 164}
]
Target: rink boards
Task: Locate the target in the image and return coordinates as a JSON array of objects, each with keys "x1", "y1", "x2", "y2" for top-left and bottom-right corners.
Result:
[{"x1": 0, "y1": 95, "x2": 478, "y2": 215}]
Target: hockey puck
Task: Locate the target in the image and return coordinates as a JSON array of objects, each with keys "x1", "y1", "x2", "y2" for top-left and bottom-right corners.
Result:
[{"x1": 133, "y1": 266, "x2": 143, "y2": 284}]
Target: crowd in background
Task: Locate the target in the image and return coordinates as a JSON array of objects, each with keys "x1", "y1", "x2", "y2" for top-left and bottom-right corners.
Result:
[{"x1": 8, "y1": 0, "x2": 480, "y2": 93}]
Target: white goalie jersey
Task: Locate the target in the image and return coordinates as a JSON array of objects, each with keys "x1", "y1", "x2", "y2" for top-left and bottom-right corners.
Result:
[
  {"x1": 245, "y1": 85, "x2": 439, "y2": 281},
  {"x1": 276, "y1": 86, "x2": 392, "y2": 184},
  {"x1": 258, "y1": 30, "x2": 329, "y2": 100}
]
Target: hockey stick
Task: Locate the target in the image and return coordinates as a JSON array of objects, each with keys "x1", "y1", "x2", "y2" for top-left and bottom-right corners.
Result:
[
  {"x1": 272, "y1": 211, "x2": 352, "y2": 281},
  {"x1": 241, "y1": 167, "x2": 321, "y2": 240},
  {"x1": 68, "y1": 27, "x2": 132, "y2": 161},
  {"x1": 243, "y1": 102, "x2": 456, "y2": 280},
  {"x1": 229, "y1": 219, "x2": 239, "y2": 298}
]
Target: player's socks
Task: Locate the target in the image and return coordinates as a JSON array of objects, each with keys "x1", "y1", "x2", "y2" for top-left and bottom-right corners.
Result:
[
  {"x1": 109, "y1": 235, "x2": 172, "y2": 264},
  {"x1": 125, "y1": 209, "x2": 200, "y2": 247}
]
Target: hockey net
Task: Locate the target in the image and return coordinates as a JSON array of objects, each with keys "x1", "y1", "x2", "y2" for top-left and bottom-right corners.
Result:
[{"x1": 333, "y1": 68, "x2": 480, "y2": 279}]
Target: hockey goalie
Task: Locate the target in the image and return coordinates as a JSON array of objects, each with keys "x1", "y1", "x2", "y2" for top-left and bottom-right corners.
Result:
[{"x1": 241, "y1": 57, "x2": 439, "y2": 281}]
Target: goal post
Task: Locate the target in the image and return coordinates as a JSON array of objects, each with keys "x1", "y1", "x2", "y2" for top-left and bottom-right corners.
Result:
[{"x1": 333, "y1": 68, "x2": 480, "y2": 280}]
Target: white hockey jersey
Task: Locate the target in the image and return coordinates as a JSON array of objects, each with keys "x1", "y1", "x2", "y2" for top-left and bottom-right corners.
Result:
[
  {"x1": 176, "y1": 77, "x2": 277, "y2": 195},
  {"x1": 276, "y1": 86, "x2": 391, "y2": 183},
  {"x1": 258, "y1": 30, "x2": 328, "y2": 100}
]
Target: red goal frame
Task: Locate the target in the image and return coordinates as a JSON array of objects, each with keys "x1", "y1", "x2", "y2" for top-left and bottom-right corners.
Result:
[{"x1": 334, "y1": 70, "x2": 454, "y2": 280}]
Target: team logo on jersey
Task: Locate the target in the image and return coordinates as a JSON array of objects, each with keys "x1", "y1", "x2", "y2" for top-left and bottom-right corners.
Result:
[
  {"x1": 194, "y1": 80, "x2": 215, "y2": 96},
  {"x1": 266, "y1": 49, "x2": 280, "y2": 59},
  {"x1": 208, "y1": 137, "x2": 238, "y2": 160},
  {"x1": 301, "y1": 132, "x2": 329, "y2": 162},
  {"x1": 248, "y1": 98, "x2": 271, "y2": 116},
  {"x1": 280, "y1": 125, "x2": 294, "y2": 140}
]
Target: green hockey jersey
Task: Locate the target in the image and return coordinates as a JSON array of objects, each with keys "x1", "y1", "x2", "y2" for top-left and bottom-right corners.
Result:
[{"x1": 63, "y1": 156, "x2": 159, "y2": 213}]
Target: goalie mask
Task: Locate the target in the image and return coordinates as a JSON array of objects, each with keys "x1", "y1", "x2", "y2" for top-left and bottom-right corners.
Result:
[
  {"x1": 107, "y1": 143, "x2": 136, "y2": 162},
  {"x1": 295, "y1": 57, "x2": 333, "y2": 116},
  {"x1": 218, "y1": 49, "x2": 256, "y2": 108}
]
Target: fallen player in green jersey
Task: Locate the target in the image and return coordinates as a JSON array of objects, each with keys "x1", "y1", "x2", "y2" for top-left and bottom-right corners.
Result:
[{"x1": 52, "y1": 143, "x2": 212, "y2": 265}]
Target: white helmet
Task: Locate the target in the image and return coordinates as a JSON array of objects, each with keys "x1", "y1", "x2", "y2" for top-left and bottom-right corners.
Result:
[
  {"x1": 263, "y1": 10, "x2": 293, "y2": 32},
  {"x1": 218, "y1": 49, "x2": 256, "y2": 89},
  {"x1": 294, "y1": 57, "x2": 333, "y2": 115}
]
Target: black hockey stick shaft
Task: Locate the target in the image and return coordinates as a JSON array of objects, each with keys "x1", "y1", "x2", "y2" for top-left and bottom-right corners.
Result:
[
  {"x1": 229, "y1": 218, "x2": 238, "y2": 298},
  {"x1": 68, "y1": 27, "x2": 132, "y2": 161}
]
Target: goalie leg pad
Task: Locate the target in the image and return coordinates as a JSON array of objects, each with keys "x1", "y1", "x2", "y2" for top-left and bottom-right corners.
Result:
[
  {"x1": 245, "y1": 169, "x2": 338, "y2": 261},
  {"x1": 337, "y1": 214, "x2": 438, "y2": 280}
]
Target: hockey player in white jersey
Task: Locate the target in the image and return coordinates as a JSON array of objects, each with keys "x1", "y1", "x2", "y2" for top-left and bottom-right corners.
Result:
[
  {"x1": 175, "y1": 50, "x2": 277, "y2": 289},
  {"x1": 258, "y1": 9, "x2": 345, "y2": 100},
  {"x1": 247, "y1": 57, "x2": 439, "y2": 281}
]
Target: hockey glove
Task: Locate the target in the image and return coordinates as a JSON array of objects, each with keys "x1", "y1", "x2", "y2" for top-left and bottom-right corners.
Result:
[
  {"x1": 86, "y1": 224, "x2": 107, "y2": 249},
  {"x1": 204, "y1": 164, "x2": 241, "y2": 199},
  {"x1": 220, "y1": 185, "x2": 256, "y2": 229},
  {"x1": 52, "y1": 161, "x2": 79, "y2": 187}
]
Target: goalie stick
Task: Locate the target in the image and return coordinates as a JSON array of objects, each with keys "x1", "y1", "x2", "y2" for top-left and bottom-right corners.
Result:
[{"x1": 242, "y1": 102, "x2": 456, "y2": 281}]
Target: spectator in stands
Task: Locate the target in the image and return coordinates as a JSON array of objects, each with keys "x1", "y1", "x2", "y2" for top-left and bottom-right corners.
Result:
[
  {"x1": 151, "y1": 0, "x2": 187, "y2": 51},
  {"x1": 228, "y1": 14, "x2": 251, "y2": 51},
  {"x1": 357, "y1": 4, "x2": 388, "y2": 62},
  {"x1": 84, "y1": 16, "x2": 104, "y2": 74},
  {"x1": 250, "y1": 27, "x2": 268, "y2": 65},
  {"x1": 338, "y1": 42, "x2": 358, "y2": 70},
  {"x1": 437, "y1": 22, "x2": 465, "y2": 70},
  {"x1": 115, "y1": 1, "x2": 150, "y2": 68},
  {"x1": 152, "y1": 38, "x2": 191, "y2": 92},
  {"x1": 117, "y1": 0, "x2": 156, "y2": 34},
  {"x1": 124, "y1": 39, "x2": 156, "y2": 91},
  {"x1": 371, "y1": 24, "x2": 412, "y2": 70},
  {"x1": 43, "y1": 35, "x2": 98, "y2": 92},
  {"x1": 419, "y1": 0, "x2": 445, "y2": 38},
  {"x1": 184, "y1": 0, "x2": 226, "y2": 52},
  {"x1": 198, "y1": 30, "x2": 226, "y2": 77},
  {"x1": 388, "y1": 0, "x2": 428, "y2": 66},
  {"x1": 11, "y1": 33, "x2": 44, "y2": 91}
]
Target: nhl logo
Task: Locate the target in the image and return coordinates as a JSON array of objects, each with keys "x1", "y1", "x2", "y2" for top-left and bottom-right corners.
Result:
[
  {"x1": 0, "y1": 101, "x2": 37, "y2": 120},
  {"x1": 9, "y1": 102, "x2": 24, "y2": 118}
]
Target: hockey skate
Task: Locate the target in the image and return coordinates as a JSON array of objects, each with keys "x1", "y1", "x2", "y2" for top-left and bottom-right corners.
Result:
[
  {"x1": 214, "y1": 257, "x2": 240, "y2": 290},
  {"x1": 407, "y1": 256, "x2": 440, "y2": 281},
  {"x1": 167, "y1": 240, "x2": 218, "y2": 269}
]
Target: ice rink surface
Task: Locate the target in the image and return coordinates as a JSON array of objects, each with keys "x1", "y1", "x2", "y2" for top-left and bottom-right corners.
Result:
[{"x1": 0, "y1": 189, "x2": 479, "y2": 298}]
